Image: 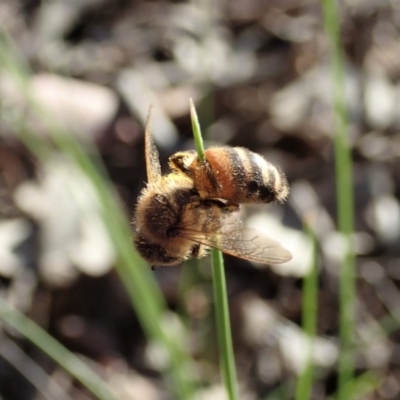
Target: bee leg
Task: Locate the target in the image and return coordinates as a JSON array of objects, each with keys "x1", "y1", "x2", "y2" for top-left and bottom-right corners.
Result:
[
  {"x1": 186, "y1": 199, "x2": 202, "y2": 209},
  {"x1": 223, "y1": 201, "x2": 240, "y2": 213},
  {"x1": 190, "y1": 243, "x2": 209, "y2": 259},
  {"x1": 169, "y1": 151, "x2": 196, "y2": 175},
  {"x1": 201, "y1": 198, "x2": 240, "y2": 213},
  {"x1": 184, "y1": 191, "x2": 203, "y2": 209},
  {"x1": 191, "y1": 244, "x2": 201, "y2": 257}
]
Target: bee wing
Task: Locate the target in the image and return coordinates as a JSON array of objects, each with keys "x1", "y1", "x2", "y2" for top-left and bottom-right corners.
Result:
[
  {"x1": 184, "y1": 225, "x2": 292, "y2": 265},
  {"x1": 145, "y1": 106, "x2": 162, "y2": 183}
]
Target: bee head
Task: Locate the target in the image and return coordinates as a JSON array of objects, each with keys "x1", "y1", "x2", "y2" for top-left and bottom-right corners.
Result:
[
  {"x1": 139, "y1": 185, "x2": 199, "y2": 241},
  {"x1": 134, "y1": 234, "x2": 182, "y2": 266}
]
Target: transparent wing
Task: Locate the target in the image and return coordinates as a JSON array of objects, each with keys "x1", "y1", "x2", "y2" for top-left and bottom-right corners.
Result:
[
  {"x1": 145, "y1": 106, "x2": 162, "y2": 183},
  {"x1": 182, "y1": 223, "x2": 292, "y2": 265}
]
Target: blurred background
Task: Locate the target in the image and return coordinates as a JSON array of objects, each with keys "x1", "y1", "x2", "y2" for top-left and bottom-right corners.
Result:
[{"x1": 1, "y1": 0, "x2": 400, "y2": 399}]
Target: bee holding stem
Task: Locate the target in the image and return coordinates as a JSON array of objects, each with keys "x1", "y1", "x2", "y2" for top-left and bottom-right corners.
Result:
[{"x1": 133, "y1": 108, "x2": 292, "y2": 267}]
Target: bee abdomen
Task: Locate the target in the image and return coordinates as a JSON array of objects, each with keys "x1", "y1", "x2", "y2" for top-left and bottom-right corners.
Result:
[
  {"x1": 206, "y1": 147, "x2": 289, "y2": 204},
  {"x1": 243, "y1": 148, "x2": 289, "y2": 203}
]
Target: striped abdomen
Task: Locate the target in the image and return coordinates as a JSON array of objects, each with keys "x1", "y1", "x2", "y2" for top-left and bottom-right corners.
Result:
[{"x1": 195, "y1": 146, "x2": 289, "y2": 204}]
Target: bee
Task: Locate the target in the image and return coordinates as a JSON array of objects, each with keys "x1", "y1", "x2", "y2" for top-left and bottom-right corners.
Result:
[
  {"x1": 133, "y1": 107, "x2": 292, "y2": 267},
  {"x1": 169, "y1": 146, "x2": 289, "y2": 205}
]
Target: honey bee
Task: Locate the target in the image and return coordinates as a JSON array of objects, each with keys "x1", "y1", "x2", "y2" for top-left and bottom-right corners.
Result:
[
  {"x1": 133, "y1": 108, "x2": 292, "y2": 267},
  {"x1": 169, "y1": 147, "x2": 289, "y2": 205}
]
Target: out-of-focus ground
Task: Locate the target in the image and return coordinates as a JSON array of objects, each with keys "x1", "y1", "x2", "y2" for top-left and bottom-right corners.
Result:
[{"x1": 1, "y1": 1, "x2": 400, "y2": 399}]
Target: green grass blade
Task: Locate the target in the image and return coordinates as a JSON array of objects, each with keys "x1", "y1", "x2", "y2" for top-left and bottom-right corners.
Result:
[
  {"x1": 295, "y1": 216, "x2": 318, "y2": 400},
  {"x1": 190, "y1": 98, "x2": 206, "y2": 162},
  {"x1": 0, "y1": 335, "x2": 73, "y2": 400},
  {"x1": 211, "y1": 249, "x2": 239, "y2": 400},
  {"x1": 328, "y1": 371, "x2": 380, "y2": 400},
  {"x1": 0, "y1": 30, "x2": 194, "y2": 399},
  {"x1": 190, "y1": 102, "x2": 238, "y2": 400},
  {"x1": 320, "y1": 1, "x2": 356, "y2": 399},
  {"x1": 0, "y1": 298, "x2": 117, "y2": 400}
]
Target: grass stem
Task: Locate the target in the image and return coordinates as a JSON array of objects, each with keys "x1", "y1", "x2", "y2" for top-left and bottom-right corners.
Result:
[
  {"x1": 190, "y1": 100, "x2": 239, "y2": 400},
  {"x1": 295, "y1": 215, "x2": 318, "y2": 400},
  {"x1": 0, "y1": 298, "x2": 117, "y2": 400},
  {"x1": 321, "y1": 1, "x2": 356, "y2": 399}
]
